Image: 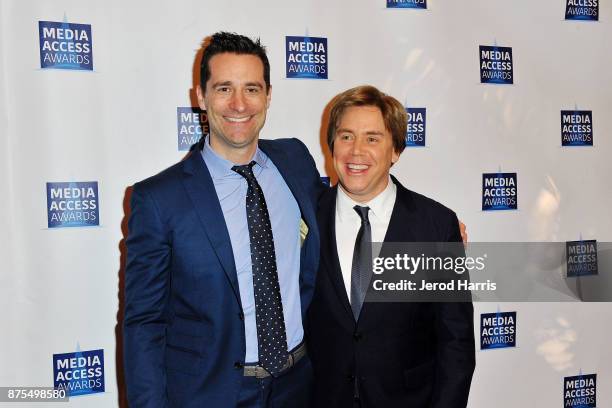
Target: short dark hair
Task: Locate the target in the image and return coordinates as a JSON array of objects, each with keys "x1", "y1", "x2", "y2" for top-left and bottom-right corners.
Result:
[
  {"x1": 327, "y1": 85, "x2": 407, "y2": 155},
  {"x1": 200, "y1": 32, "x2": 270, "y2": 92}
]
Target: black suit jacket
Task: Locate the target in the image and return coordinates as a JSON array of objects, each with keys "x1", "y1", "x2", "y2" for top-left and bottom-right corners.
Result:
[{"x1": 307, "y1": 176, "x2": 475, "y2": 408}]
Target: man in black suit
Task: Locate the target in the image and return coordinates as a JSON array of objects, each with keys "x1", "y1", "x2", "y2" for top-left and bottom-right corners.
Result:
[{"x1": 307, "y1": 85, "x2": 475, "y2": 407}]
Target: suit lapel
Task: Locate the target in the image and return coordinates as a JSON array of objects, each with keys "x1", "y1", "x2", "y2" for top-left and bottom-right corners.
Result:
[
  {"x1": 319, "y1": 188, "x2": 355, "y2": 322},
  {"x1": 258, "y1": 140, "x2": 316, "y2": 231},
  {"x1": 382, "y1": 175, "x2": 419, "y2": 243},
  {"x1": 181, "y1": 151, "x2": 241, "y2": 304},
  {"x1": 258, "y1": 140, "x2": 320, "y2": 313},
  {"x1": 359, "y1": 176, "x2": 419, "y2": 328}
]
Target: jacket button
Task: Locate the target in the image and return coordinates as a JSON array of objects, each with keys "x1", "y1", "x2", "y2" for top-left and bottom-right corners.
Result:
[
  {"x1": 353, "y1": 332, "x2": 362, "y2": 341},
  {"x1": 234, "y1": 362, "x2": 243, "y2": 369},
  {"x1": 238, "y1": 312, "x2": 244, "y2": 320},
  {"x1": 347, "y1": 374, "x2": 355, "y2": 380}
]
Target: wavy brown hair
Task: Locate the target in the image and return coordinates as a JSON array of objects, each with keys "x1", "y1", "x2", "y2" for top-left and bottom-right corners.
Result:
[{"x1": 326, "y1": 85, "x2": 407, "y2": 155}]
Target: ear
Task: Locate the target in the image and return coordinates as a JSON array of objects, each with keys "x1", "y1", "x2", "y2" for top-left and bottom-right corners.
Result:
[
  {"x1": 391, "y1": 148, "x2": 400, "y2": 164},
  {"x1": 265, "y1": 85, "x2": 272, "y2": 109},
  {"x1": 196, "y1": 85, "x2": 206, "y2": 110}
]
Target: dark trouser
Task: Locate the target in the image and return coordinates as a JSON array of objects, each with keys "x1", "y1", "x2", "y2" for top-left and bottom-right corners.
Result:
[{"x1": 236, "y1": 355, "x2": 313, "y2": 408}]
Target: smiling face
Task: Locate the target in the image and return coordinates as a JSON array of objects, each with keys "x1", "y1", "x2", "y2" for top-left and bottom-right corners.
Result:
[
  {"x1": 197, "y1": 52, "x2": 271, "y2": 163},
  {"x1": 332, "y1": 105, "x2": 400, "y2": 203}
]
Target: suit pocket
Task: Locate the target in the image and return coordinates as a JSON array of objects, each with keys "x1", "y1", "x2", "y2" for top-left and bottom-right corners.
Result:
[
  {"x1": 165, "y1": 331, "x2": 205, "y2": 375},
  {"x1": 404, "y1": 360, "x2": 435, "y2": 390}
]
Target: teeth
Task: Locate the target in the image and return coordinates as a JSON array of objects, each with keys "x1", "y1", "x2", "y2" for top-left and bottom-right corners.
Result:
[
  {"x1": 225, "y1": 116, "x2": 250, "y2": 123},
  {"x1": 347, "y1": 164, "x2": 368, "y2": 170}
]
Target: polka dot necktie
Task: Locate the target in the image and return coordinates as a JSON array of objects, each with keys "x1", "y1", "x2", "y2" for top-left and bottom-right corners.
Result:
[
  {"x1": 350, "y1": 205, "x2": 372, "y2": 321},
  {"x1": 232, "y1": 161, "x2": 288, "y2": 376}
]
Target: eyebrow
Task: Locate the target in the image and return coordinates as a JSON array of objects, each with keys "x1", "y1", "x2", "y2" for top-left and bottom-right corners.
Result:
[
  {"x1": 210, "y1": 81, "x2": 264, "y2": 89},
  {"x1": 211, "y1": 81, "x2": 232, "y2": 88},
  {"x1": 335, "y1": 128, "x2": 353, "y2": 134},
  {"x1": 336, "y1": 128, "x2": 384, "y2": 136}
]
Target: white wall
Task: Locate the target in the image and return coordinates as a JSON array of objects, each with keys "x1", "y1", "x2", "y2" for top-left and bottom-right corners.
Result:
[{"x1": 1, "y1": 0, "x2": 610, "y2": 406}]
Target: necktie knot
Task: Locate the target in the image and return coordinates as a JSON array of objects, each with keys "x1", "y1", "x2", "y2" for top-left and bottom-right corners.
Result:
[
  {"x1": 353, "y1": 205, "x2": 370, "y2": 224},
  {"x1": 232, "y1": 161, "x2": 257, "y2": 180}
]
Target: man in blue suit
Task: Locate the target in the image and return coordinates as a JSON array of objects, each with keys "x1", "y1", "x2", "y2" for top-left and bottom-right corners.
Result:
[{"x1": 124, "y1": 32, "x2": 323, "y2": 408}]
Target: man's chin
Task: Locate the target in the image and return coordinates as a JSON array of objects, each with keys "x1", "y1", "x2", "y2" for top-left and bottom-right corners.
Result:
[
  {"x1": 223, "y1": 134, "x2": 259, "y2": 149},
  {"x1": 339, "y1": 182, "x2": 369, "y2": 197}
]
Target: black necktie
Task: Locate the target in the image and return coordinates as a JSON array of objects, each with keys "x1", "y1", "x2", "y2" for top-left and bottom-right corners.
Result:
[
  {"x1": 232, "y1": 161, "x2": 288, "y2": 376},
  {"x1": 350, "y1": 205, "x2": 372, "y2": 321}
]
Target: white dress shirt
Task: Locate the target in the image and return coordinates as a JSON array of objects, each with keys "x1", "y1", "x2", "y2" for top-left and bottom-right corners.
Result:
[{"x1": 335, "y1": 178, "x2": 397, "y2": 300}]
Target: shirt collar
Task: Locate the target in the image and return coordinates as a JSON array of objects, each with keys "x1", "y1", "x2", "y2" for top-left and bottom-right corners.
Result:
[
  {"x1": 201, "y1": 136, "x2": 269, "y2": 180},
  {"x1": 336, "y1": 177, "x2": 397, "y2": 222}
]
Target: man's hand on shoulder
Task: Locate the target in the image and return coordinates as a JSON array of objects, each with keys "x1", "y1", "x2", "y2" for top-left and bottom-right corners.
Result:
[{"x1": 459, "y1": 220, "x2": 468, "y2": 246}]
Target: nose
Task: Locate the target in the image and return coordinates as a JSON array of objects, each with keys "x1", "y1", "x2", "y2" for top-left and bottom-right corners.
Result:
[
  {"x1": 351, "y1": 136, "x2": 365, "y2": 155},
  {"x1": 229, "y1": 91, "x2": 246, "y2": 113}
]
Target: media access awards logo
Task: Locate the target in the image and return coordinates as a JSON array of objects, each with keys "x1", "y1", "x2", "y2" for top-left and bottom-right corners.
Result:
[
  {"x1": 53, "y1": 348, "x2": 104, "y2": 397},
  {"x1": 565, "y1": 0, "x2": 599, "y2": 21},
  {"x1": 561, "y1": 110, "x2": 593, "y2": 146},
  {"x1": 482, "y1": 172, "x2": 517, "y2": 211},
  {"x1": 46, "y1": 182, "x2": 99, "y2": 228},
  {"x1": 286, "y1": 36, "x2": 328, "y2": 79},
  {"x1": 387, "y1": 0, "x2": 427, "y2": 9},
  {"x1": 564, "y1": 373, "x2": 596, "y2": 408},
  {"x1": 479, "y1": 45, "x2": 513, "y2": 84},
  {"x1": 38, "y1": 20, "x2": 93, "y2": 70},
  {"x1": 480, "y1": 311, "x2": 516, "y2": 350},
  {"x1": 177, "y1": 107, "x2": 208, "y2": 151},
  {"x1": 566, "y1": 239, "x2": 598, "y2": 277},
  {"x1": 405, "y1": 107, "x2": 426, "y2": 147}
]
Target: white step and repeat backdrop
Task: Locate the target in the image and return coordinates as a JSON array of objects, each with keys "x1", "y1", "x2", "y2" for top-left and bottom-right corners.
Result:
[{"x1": 1, "y1": 0, "x2": 611, "y2": 406}]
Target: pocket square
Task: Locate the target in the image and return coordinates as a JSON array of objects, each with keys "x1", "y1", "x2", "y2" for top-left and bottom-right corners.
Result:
[{"x1": 299, "y1": 218, "x2": 309, "y2": 247}]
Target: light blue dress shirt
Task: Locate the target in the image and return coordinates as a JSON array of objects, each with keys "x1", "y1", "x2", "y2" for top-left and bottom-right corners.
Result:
[{"x1": 201, "y1": 138, "x2": 303, "y2": 363}]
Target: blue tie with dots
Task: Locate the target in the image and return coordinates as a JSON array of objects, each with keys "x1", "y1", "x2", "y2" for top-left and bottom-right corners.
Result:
[{"x1": 232, "y1": 161, "x2": 288, "y2": 376}]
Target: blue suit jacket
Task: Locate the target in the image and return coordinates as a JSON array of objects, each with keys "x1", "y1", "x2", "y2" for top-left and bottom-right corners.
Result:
[{"x1": 124, "y1": 138, "x2": 322, "y2": 408}]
